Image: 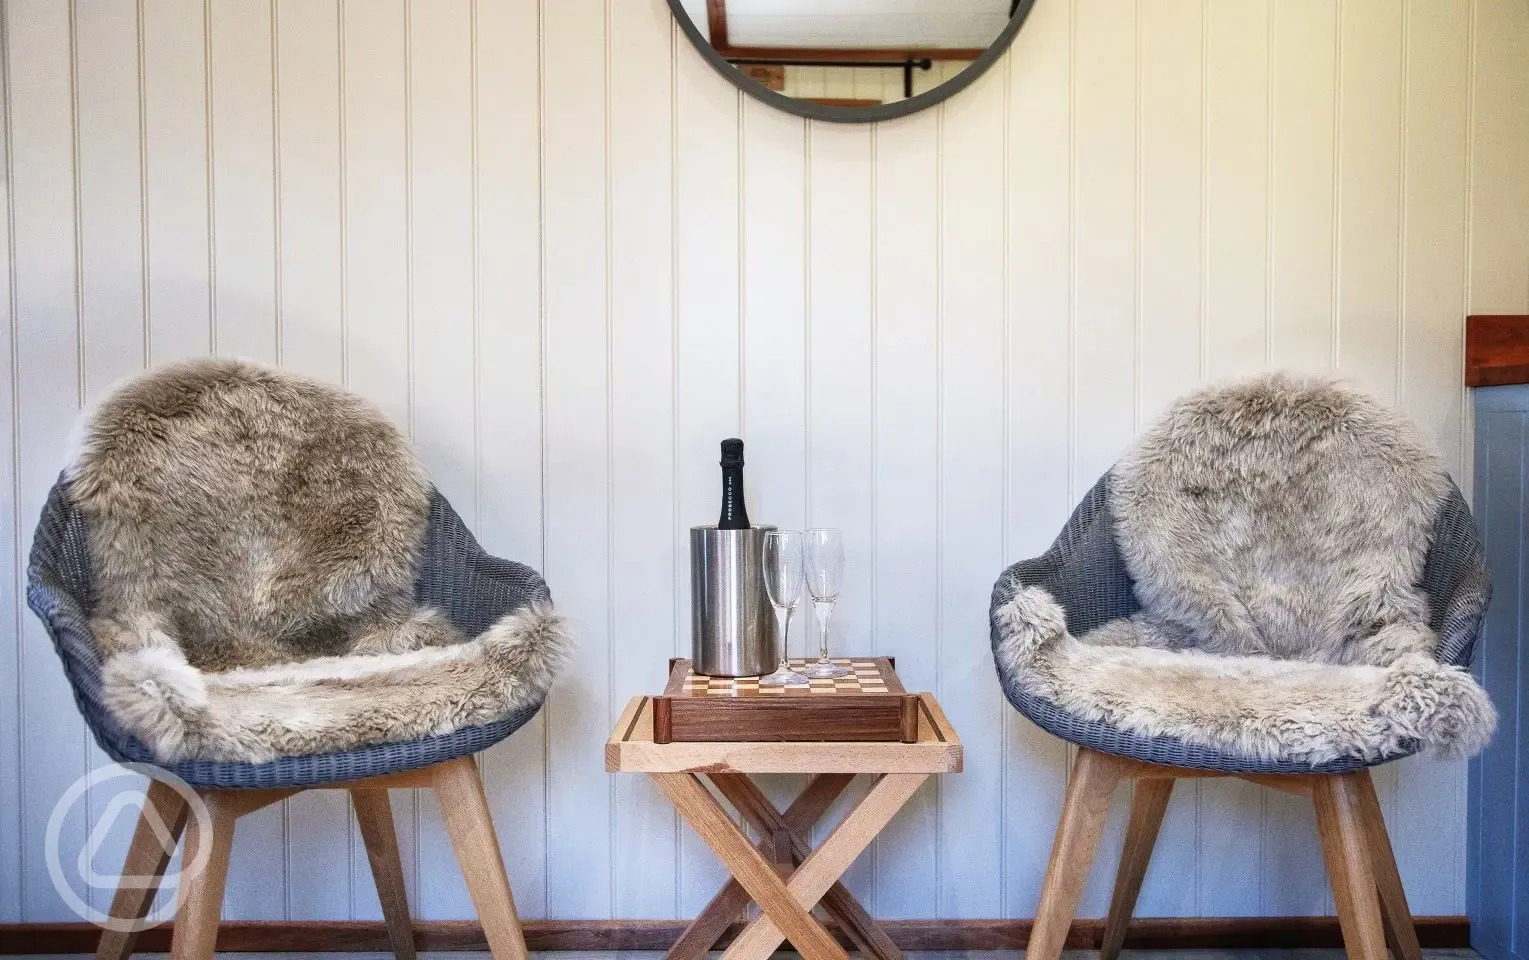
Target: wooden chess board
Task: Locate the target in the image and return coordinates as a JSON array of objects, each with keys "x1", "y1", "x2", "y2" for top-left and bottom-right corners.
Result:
[
  {"x1": 679, "y1": 659, "x2": 891, "y2": 696},
  {"x1": 654, "y1": 657, "x2": 918, "y2": 744}
]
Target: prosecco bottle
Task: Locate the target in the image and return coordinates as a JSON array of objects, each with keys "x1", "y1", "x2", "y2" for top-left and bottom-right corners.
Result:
[{"x1": 717, "y1": 438, "x2": 751, "y2": 530}]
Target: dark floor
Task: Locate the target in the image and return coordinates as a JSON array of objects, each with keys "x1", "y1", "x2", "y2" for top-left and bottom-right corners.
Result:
[{"x1": 8, "y1": 951, "x2": 1487, "y2": 960}]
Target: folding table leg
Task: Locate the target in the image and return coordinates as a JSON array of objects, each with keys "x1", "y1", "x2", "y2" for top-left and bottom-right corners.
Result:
[
  {"x1": 721, "y1": 773, "x2": 928, "y2": 960},
  {"x1": 665, "y1": 774, "x2": 855, "y2": 960},
  {"x1": 709, "y1": 774, "x2": 903, "y2": 960},
  {"x1": 655, "y1": 772, "x2": 849, "y2": 960}
]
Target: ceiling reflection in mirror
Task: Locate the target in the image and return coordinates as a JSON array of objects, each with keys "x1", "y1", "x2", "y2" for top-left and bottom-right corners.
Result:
[{"x1": 672, "y1": 0, "x2": 1024, "y2": 119}]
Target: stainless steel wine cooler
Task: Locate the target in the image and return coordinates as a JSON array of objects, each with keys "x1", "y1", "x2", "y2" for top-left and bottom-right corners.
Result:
[{"x1": 690, "y1": 524, "x2": 776, "y2": 677}]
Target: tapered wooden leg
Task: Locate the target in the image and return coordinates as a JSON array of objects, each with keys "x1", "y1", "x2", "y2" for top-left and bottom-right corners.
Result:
[
  {"x1": 169, "y1": 794, "x2": 237, "y2": 960},
  {"x1": 1099, "y1": 776, "x2": 1174, "y2": 960},
  {"x1": 1352, "y1": 772, "x2": 1422, "y2": 960},
  {"x1": 1026, "y1": 749, "x2": 1127, "y2": 960},
  {"x1": 351, "y1": 789, "x2": 418, "y2": 960},
  {"x1": 1314, "y1": 772, "x2": 1388, "y2": 960},
  {"x1": 433, "y1": 758, "x2": 528, "y2": 960},
  {"x1": 95, "y1": 781, "x2": 191, "y2": 960}
]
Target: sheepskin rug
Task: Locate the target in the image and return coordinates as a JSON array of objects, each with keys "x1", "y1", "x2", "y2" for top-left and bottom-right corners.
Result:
[
  {"x1": 993, "y1": 374, "x2": 1495, "y2": 766},
  {"x1": 69, "y1": 358, "x2": 571, "y2": 764}
]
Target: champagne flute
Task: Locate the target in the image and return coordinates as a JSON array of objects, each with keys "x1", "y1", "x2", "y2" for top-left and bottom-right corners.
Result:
[
  {"x1": 804, "y1": 528, "x2": 850, "y2": 679},
  {"x1": 760, "y1": 530, "x2": 809, "y2": 686}
]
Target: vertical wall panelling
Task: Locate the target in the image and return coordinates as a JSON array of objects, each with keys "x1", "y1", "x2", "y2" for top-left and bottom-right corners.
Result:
[
  {"x1": 1267, "y1": 2, "x2": 1337, "y2": 374},
  {"x1": 868, "y1": 106, "x2": 940, "y2": 920},
  {"x1": 1392, "y1": 0, "x2": 1473, "y2": 919},
  {"x1": 936, "y1": 62, "x2": 1006, "y2": 919},
  {"x1": 608, "y1": 0, "x2": 678, "y2": 920},
  {"x1": 340, "y1": 0, "x2": 410, "y2": 429},
  {"x1": 1131, "y1": 0, "x2": 1203, "y2": 918},
  {"x1": 1334, "y1": 0, "x2": 1404, "y2": 402},
  {"x1": 208, "y1": 0, "x2": 276, "y2": 363},
  {"x1": 1466, "y1": 0, "x2": 1529, "y2": 316},
  {"x1": 273, "y1": 1, "x2": 343, "y2": 373},
  {"x1": 1197, "y1": 0, "x2": 1270, "y2": 918},
  {"x1": 0, "y1": 0, "x2": 20, "y2": 919},
  {"x1": 140, "y1": 0, "x2": 210, "y2": 361},
  {"x1": 806, "y1": 117, "x2": 875, "y2": 902},
  {"x1": 472, "y1": 0, "x2": 549, "y2": 922},
  {"x1": 541, "y1": 0, "x2": 611, "y2": 921},
  {"x1": 1201, "y1": 0, "x2": 1270, "y2": 384},
  {"x1": 1069, "y1": 0, "x2": 1138, "y2": 916},
  {"x1": 405, "y1": 0, "x2": 480, "y2": 921},
  {"x1": 1000, "y1": 0, "x2": 1072, "y2": 918},
  {"x1": 1257, "y1": 0, "x2": 1338, "y2": 917},
  {"x1": 338, "y1": 0, "x2": 420, "y2": 920},
  {"x1": 5, "y1": 0, "x2": 1528, "y2": 924},
  {"x1": 273, "y1": 0, "x2": 350, "y2": 922},
  {"x1": 9, "y1": 0, "x2": 85, "y2": 921},
  {"x1": 1134, "y1": 0, "x2": 1204, "y2": 421},
  {"x1": 671, "y1": 24, "x2": 741, "y2": 916},
  {"x1": 74, "y1": 0, "x2": 146, "y2": 394},
  {"x1": 1069, "y1": 0, "x2": 1137, "y2": 487}
]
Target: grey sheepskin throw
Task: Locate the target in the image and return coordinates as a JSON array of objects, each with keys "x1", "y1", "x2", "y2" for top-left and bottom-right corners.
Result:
[
  {"x1": 69, "y1": 358, "x2": 571, "y2": 763},
  {"x1": 994, "y1": 374, "x2": 1495, "y2": 765}
]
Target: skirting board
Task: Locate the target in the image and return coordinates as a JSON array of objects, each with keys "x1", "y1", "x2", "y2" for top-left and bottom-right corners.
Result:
[{"x1": 1, "y1": 916, "x2": 1469, "y2": 953}]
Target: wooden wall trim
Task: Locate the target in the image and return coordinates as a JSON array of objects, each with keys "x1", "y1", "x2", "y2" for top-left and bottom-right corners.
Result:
[
  {"x1": 0, "y1": 916, "x2": 1470, "y2": 953},
  {"x1": 1466, "y1": 314, "x2": 1529, "y2": 386}
]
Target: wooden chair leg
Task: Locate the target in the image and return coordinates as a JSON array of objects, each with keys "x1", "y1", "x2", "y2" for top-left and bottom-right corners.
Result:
[
  {"x1": 1099, "y1": 776, "x2": 1174, "y2": 960},
  {"x1": 433, "y1": 757, "x2": 529, "y2": 960},
  {"x1": 1027, "y1": 748, "x2": 1127, "y2": 960},
  {"x1": 351, "y1": 788, "x2": 418, "y2": 960},
  {"x1": 95, "y1": 780, "x2": 191, "y2": 960},
  {"x1": 169, "y1": 793, "x2": 237, "y2": 960},
  {"x1": 1352, "y1": 772, "x2": 1422, "y2": 960},
  {"x1": 1314, "y1": 772, "x2": 1388, "y2": 960}
]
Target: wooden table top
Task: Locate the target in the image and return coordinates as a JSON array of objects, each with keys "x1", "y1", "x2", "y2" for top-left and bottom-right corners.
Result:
[{"x1": 604, "y1": 691, "x2": 963, "y2": 775}]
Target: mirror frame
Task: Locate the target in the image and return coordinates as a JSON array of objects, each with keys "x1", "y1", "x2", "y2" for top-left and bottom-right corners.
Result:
[{"x1": 668, "y1": 0, "x2": 1039, "y2": 123}]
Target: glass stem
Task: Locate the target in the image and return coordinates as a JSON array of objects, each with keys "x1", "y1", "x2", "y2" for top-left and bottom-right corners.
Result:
[
  {"x1": 813, "y1": 599, "x2": 835, "y2": 662},
  {"x1": 780, "y1": 605, "x2": 794, "y2": 668}
]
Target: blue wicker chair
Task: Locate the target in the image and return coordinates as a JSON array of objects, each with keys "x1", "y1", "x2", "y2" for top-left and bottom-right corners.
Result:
[
  {"x1": 28, "y1": 476, "x2": 549, "y2": 960},
  {"x1": 990, "y1": 473, "x2": 1489, "y2": 960}
]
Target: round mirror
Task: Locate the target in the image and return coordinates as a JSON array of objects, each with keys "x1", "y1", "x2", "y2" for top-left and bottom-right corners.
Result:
[{"x1": 670, "y1": 0, "x2": 1037, "y2": 123}]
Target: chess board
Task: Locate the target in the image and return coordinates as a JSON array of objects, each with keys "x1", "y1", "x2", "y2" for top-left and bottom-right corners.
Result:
[
  {"x1": 680, "y1": 659, "x2": 890, "y2": 696},
  {"x1": 654, "y1": 657, "x2": 919, "y2": 744}
]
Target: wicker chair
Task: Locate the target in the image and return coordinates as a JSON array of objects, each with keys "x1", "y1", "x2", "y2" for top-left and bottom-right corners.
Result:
[
  {"x1": 28, "y1": 476, "x2": 549, "y2": 960},
  {"x1": 990, "y1": 473, "x2": 1490, "y2": 960}
]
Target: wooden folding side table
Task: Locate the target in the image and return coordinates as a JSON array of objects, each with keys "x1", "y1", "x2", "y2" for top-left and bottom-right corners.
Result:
[{"x1": 605, "y1": 682, "x2": 962, "y2": 960}]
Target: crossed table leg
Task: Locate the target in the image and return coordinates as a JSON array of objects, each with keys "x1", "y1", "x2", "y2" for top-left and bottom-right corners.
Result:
[{"x1": 654, "y1": 771, "x2": 929, "y2": 960}]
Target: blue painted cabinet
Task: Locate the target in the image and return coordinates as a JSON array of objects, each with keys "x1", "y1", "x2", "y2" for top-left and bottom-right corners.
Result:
[{"x1": 1470, "y1": 384, "x2": 1529, "y2": 960}]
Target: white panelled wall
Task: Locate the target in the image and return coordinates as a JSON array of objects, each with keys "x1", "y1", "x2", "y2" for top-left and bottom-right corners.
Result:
[{"x1": 3, "y1": 0, "x2": 1529, "y2": 925}]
